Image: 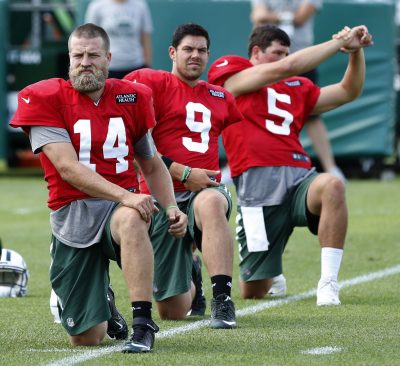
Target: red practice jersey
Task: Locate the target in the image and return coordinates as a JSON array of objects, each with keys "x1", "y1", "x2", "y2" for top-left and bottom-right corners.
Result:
[
  {"x1": 208, "y1": 55, "x2": 321, "y2": 177},
  {"x1": 124, "y1": 69, "x2": 243, "y2": 192},
  {"x1": 10, "y1": 78, "x2": 155, "y2": 210}
]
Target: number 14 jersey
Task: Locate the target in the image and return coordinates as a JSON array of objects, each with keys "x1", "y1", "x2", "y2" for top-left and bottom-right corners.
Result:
[{"x1": 10, "y1": 78, "x2": 155, "y2": 209}]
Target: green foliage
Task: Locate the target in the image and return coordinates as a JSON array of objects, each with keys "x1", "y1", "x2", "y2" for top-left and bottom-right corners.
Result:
[{"x1": 0, "y1": 177, "x2": 399, "y2": 365}]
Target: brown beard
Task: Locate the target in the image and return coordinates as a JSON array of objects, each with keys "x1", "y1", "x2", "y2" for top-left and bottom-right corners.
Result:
[{"x1": 69, "y1": 66, "x2": 108, "y2": 93}]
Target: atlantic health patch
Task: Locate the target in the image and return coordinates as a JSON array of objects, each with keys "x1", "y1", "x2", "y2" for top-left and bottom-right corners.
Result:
[
  {"x1": 208, "y1": 89, "x2": 225, "y2": 99},
  {"x1": 284, "y1": 80, "x2": 302, "y2": 87},
  {"x1": 115, "y1": 93, "x2": 137, "y2": 103}
]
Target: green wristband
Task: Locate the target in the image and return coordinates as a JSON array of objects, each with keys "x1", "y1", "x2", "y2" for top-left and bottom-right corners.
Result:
[
  {"x1": 181, "y1": 166, "x2": 192, "y2": 183},
  {"x1": 166, "y1": 205, "x2": 178, "y2": 211}
]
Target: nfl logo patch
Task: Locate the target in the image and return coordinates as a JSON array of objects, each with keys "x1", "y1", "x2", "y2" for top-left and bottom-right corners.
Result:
[{"x1": 67, "y1": 317, "x2": 75, "y2": 327}]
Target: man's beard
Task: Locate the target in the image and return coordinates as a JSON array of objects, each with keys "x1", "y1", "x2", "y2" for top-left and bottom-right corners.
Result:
[{"x1": 69, "y1": 66, "x2": 108, "y2": 93}]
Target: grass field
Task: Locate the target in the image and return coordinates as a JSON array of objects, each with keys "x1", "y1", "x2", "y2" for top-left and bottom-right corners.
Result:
[{"x1": 0, "y1": 176, "x2": 399, "y2": 366}]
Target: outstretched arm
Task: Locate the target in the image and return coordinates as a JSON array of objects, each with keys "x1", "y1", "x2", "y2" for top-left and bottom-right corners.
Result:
[
  {"x1": 312, "y1": 48, "x2": 365, "y2": 114},
  {"x1": 224, "y1": 25, "x2": 372, "y2": 97}
]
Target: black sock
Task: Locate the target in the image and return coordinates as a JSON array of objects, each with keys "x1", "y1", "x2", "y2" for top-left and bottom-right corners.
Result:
[
  {"x1": 131, "y1": 301, "x2": 152, "y2": 319},
  {"x1": 211, "y1": 275, "x2": 232, "y2": 298}
]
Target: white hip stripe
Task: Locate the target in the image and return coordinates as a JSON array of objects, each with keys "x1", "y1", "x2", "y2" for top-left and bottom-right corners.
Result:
[{"x1": 241, "y1": 206, "x2": 269, "y2": 252}]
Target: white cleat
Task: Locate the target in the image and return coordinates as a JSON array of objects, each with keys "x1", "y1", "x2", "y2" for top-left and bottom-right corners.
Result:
[
  {"x1": 268, "y1": 274, "x2": 287, "y2": 297},
  {"x1": 317, "y1": 277, "x2": 341, "y2": 306}
]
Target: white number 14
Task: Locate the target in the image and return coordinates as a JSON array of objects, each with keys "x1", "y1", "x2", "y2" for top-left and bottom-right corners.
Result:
[{"x1": 74, "y1": 117, "x2": 129, "y2": 173}]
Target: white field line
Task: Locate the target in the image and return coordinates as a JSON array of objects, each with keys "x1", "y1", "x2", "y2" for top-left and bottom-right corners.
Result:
[
  {"x1": 45, "y1": 264, "x2": 400, "y2": 366},
  {"x1": 302, "y1": 346, "x2": 344, "y2": 355}
]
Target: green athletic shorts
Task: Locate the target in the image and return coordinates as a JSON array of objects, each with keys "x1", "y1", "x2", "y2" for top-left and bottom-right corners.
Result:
[
  {"x1": 152, "y1": 184, "x2": 233, "y2": 301},
  {"x1": 49, "y1": 211, "x2": 121, "y2": 336},
  {"x1": 237, "y1": 173, "x2": 319, "y2": 282}
]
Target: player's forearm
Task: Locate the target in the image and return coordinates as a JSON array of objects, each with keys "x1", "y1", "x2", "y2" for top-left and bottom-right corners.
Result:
[
  {"x1": 58, "y1": 160, "x2": 130, "y2": 203},
  {"x1": 139, "y1": 155, "x2": 177, "y2": 209},
  {"x1": 168, "y1": 161, "x2": 188, "y2": 182},
  {"x1": 43, "y1": 142, "x2": 130, "y2": 203},
  {"x1": 283, "y1": 38, "x2": 352, "y2": 78},
  {"x1": 313, "y1": 49, "x2": 365, "y2": 115},
  {"x1": 340, "y1": 49, "x2": 365, "y2": 101},
  {"x1": 227, "y1": 37, "x2": 351, "y2": 97}
]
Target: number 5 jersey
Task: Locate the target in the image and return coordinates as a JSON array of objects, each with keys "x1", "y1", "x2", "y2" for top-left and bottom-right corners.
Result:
[{"x1": 208, "y1": 55, "x2": 321, "y2": 178}]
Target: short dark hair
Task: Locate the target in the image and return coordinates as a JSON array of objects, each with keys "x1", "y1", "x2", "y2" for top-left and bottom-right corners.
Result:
[
  {"x1": 171, "y1": 23, "x2": 210, "y2": 49},
  {"x1": 248, "y1": 25, "x2": 290, "y2": 57},
  {"x1": 69, "y1": 23, "x2": 110, "y2": 52}
]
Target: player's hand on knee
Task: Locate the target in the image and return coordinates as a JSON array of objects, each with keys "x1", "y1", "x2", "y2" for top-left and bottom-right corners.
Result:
[
  {"x1": 166, "y1": 207, "x2": 188, "y2": 238},
  {"x1": 184, "y1": 168, "x2": 220, "y2": 192},
  {"x1": 122, "y1": 193, "x2": 159, "y2": 223}
]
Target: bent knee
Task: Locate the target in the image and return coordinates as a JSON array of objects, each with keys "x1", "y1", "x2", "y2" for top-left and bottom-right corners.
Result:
[
  {"x1": 240, "y1": 280, "x2": 269, "y2": 299},
  {"x1": 324, "y1": 175, "x2": 346, "y2": 202},
  {"x1": 240, "y1": 290, "x2": 267, "y2": 300},
  {"x1": 70, "y1": 335, "x2": 103, "y2": 347},
  {"x1": 156, "y1": 293, "x2": 192, "y2": 320},
  {"x1": 159, "y1": 310, "x2": 187, "y2": 321},
  {"x1": 69, "y1": 322, "x2": 107, "y2": 346},
  {"x1": 195, "y1": 190, "x2": 228, "y2": 217},
  {"x1": 309, "y1": 174, "x2": 346, "y2": 210},
  {"x1": 111, "y1": 206, "x2": 148, "y2": 240},
  {"x1": 157, "y1": 305, "x2": 188, "y2": 320}
]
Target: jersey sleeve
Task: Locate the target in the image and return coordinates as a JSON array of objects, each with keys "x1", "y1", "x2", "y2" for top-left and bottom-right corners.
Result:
[
  {"x1": 124, "y1": 68, "x2": 156, "y2": 87},
  {"x1": 9, "y1": 79, "x2": 65, "y2": 133},
  {"x1": 124, "y1": 69, "x2": 167, "y2": 122},
  {"x1": 225, "y1": 90, "x2": 244, "y2": 128},
  {"x1": 128, "y1": 81, "x2": 157, "y2": 142},
  {"x1": 300, "y1": 77, "x2": 321, "y2": 117},
  {"x1": 208, "y1": 56, "x2": 252, "y2": 87}
]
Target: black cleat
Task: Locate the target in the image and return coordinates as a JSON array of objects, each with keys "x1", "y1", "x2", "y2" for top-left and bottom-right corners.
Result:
[
  {"x1": 106, "y1": 286, "x2": 128, "y2": 340},
  {"x1": 122, "y1": 317, "x2": 159, "y2": 353},
  {"x1": 210, "y1": 294, "x2": 237, "y2": 329},
  {"x1": 189, "y1": 255, "x2": 206, "y2": 316}
]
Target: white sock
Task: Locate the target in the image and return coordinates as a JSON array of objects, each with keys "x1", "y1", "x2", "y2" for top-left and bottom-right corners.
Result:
[{"x1": 320, "y1": 247, "x2": 343, "y2": 280}]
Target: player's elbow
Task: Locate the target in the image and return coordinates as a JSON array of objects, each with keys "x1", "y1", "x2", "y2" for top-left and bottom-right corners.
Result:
[
  {"x1": 344, "y1": 85, "x2": 363, "y2": 102},
  {"x1": 57, "y1": 164, "x2": 77, "y2": 184}
]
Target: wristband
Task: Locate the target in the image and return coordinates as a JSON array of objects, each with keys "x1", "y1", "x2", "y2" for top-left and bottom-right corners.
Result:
[
  {"x1": 180, "y1": 166, "x2": 192, "y2": 183},
  {"x1": 166, "y1": 205, "x2": 178, "y2": 211},
  {"x1": 161, "y1": 155, "x2": 174, "y2": 169}
]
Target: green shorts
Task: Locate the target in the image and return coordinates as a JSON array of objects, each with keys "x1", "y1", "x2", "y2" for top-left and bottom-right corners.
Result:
[
  {"x1": 152, "y1": 184, "x2": 233, "y2": 301},
  {"x1": 237, "y1": 173, "x2": 319, "y2": 282},
  {"x1": 49, "y1": 214, "x2": 120, "y2": 336}
]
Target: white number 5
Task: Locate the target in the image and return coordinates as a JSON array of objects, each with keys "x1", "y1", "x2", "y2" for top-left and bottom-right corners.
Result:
[{"x1": 266, "y1": 87, "x2": 293, "y2": 136}]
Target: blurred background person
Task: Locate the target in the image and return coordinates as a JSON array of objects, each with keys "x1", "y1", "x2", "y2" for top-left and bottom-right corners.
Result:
[
  {"x1": 85, "y1": 0, "x2": 153, "y2": 78},
  {"x1": 250, "y1": 0, "x2": 346, "y2": 182}
]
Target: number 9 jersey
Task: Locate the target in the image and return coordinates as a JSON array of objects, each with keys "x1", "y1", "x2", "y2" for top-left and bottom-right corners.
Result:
[
  {"x1": 10, "y1": 78, "x2": 156, "y2": 210},
  {"x1": 124, "y1": 69, "x2": 243, "y2": 192}
]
